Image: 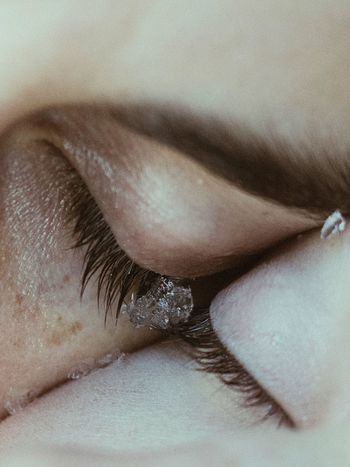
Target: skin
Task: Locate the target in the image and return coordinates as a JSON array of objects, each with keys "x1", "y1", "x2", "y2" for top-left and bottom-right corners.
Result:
[{"x1": 0, "y1": 0, "x2": 350, "y2": 464}]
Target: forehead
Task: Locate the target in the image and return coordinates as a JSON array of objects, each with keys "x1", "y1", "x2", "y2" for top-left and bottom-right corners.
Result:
[{"x1": 122, "y1": 1, "x2": 350, "y2": 145}]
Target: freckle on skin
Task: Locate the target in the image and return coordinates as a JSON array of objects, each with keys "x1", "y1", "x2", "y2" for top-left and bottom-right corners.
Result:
[
  {"x1": 15, "y1": 294, "x2": 23, "y2": 306},
  {"x1": 63, "y1": 274, "x2": 70, "y2": 284},
  {"x1": 13, "y1": 294, "x2": 41, "y2": 318},
  {"x1": 13, "y1": 294, "x2": 38, "y2": 317},
  {"x1": 47, "y1": 319, "x2": 83, "y2": 347},
  {"x1": 12, "y1": 335, "x2": 25, "y2": 350},
  {"x1": 14, "y1": 294, "x2": 24, "y2": 315}
]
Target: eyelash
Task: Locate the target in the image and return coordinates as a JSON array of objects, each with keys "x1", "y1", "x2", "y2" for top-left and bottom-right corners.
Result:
[
  {"x1": 67, "y1": 173, "x2": 293, "y2": 428},
  {"x1": 170, "y1": 308, "x2": 293, "y2": 427},
  {"x1": 67, "y1": 177, "x2": 158, "y2": 325}
]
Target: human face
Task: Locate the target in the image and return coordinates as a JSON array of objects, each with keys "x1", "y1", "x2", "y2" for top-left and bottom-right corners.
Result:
[{"x1": 0, "y1": 1, "x2": 350, "y2": 465}]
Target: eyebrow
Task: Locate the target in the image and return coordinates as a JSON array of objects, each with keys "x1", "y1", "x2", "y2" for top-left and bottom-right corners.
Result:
[{"x1": 110, "y1": 103, "x2": 350, "y2": 218}]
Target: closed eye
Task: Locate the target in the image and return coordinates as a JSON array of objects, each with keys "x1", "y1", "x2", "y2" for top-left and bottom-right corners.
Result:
[
  {"x1": 0, "y1": 104, "x2": 307, "y2": 428},
  {"x1": 64, "y1": 148, "x2": 295, "y2": 428}
]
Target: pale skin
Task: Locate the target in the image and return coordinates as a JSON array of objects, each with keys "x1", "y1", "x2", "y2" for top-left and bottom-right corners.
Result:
[{"x1": 0, "y1": 1, "x2": 350, "y2": 465}]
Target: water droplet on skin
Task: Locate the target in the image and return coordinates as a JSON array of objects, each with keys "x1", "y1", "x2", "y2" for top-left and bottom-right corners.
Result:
[
  {"x1": 4, "y1": 389, "x2": 36, "y2": 415},
  {"x1": 67, "y1": 357, "x2": 95, "y2": 380},
  {"x1": 96, "y1": 350, "x2": 124, "y2": 368},
  {"x1": 67, "y1": 352, "x2": 125, "y2": 381}
]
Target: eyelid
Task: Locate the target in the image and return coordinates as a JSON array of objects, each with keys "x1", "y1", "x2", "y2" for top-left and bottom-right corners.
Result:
[{"x1": 29, "y1": 106, "x2": 319, "y2": 279}]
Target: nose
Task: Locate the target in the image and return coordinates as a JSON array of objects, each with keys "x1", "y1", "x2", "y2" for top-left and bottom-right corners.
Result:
[{"x1": 211, "y1": 225, "x2": 350, "y2": 428}]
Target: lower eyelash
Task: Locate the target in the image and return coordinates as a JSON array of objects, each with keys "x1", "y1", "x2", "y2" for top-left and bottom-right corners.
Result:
[
  {"x1": 169, "y1": 308, "x2": 294, "y2": 428},
  {"x1": 66, "y1": 172, "x2": 293, "y2": 428}
]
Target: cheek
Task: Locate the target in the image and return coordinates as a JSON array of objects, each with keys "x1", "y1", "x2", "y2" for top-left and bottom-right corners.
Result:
[
  {"x1": 0, "y1": 342, "x2": 278, "y2": 452},
  {"x1": 0, "y1": 134, "x2": 157, "y2": 420},
  {"x1": 0, "y1": 245, "x2": 149, "y2": 420}
]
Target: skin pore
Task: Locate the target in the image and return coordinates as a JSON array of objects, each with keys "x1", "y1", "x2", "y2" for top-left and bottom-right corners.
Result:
[{"x1": 0, "y1": 1, "x2": 350, "y2": 465}]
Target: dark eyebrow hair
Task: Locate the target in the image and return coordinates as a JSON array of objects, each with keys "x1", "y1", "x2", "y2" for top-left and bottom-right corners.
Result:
[{"x1": 110, "y1": 103, "x2": 350, "y2": 218}]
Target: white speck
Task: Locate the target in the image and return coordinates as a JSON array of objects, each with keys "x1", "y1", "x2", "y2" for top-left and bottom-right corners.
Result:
[
  {"x1": 270, "y1": 334, "x2": 282, "y2": 346},
  {"x1": 320, "y1": 210, "x2": 346, "y2": 240},
  {"x1": 96, "y1": 350, "x2": 125, "y2": 368},
  {"x1": 67, "y1": 352, "x2": 125, "y2": 381}
]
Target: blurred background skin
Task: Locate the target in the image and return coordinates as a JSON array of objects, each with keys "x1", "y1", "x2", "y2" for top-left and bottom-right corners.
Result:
[{"x1": 0, "y1": 1, "x2": 350, "y2": 465}]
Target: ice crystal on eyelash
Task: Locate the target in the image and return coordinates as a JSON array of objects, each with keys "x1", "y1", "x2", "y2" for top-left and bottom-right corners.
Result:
[
  {"x1": 320, "y1": 210, "x2": 347, "y2": 240},
  {"x1": 124, "y1": 277, "x2": 193, "y2": 330}
]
